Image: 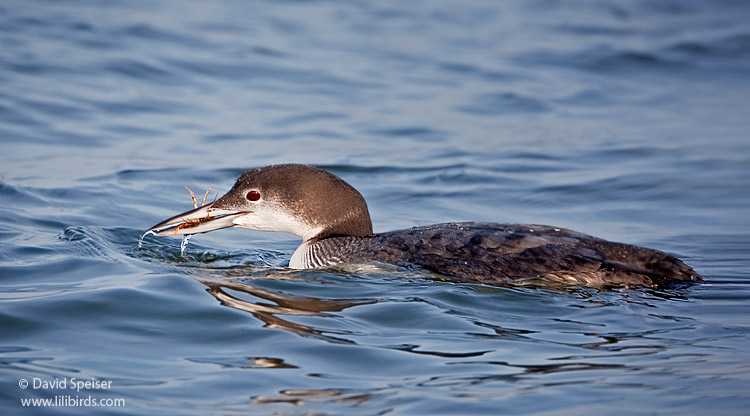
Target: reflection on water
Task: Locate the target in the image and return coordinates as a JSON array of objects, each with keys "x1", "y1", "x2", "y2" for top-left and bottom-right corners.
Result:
[
  {"x1": 201, "y1": 277, "x2": 375, "y2": 344},
  {"x1": 252, "y1": 387, "x2": 377, "y2": 407},
  {"x1": 186, "y1": 356, "x2": 297, "y2": 370}
]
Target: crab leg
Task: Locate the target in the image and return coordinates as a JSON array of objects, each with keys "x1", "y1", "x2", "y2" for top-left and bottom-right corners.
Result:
[
  {"x1": 185, "y1": 186, "x2": 199, "y2": 209},
  {"x1": 201, "y1": 184, "x2": 214, "y2": 207}
]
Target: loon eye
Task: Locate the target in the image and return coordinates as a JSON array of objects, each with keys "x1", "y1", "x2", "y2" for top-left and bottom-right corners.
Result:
[{"x1": 246, "y1": 190, "x2": 261, "y2": 201}]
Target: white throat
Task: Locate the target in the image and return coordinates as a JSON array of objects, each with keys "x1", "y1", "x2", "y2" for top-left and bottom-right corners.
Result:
[{"x1": 231, "y1": 204, "x2": 323, "y2": 241}]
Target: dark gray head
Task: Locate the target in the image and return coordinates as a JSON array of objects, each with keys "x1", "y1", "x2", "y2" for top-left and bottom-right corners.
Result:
[{"x1": 148, "y1": 164, "x2": 373, "y2": 241}]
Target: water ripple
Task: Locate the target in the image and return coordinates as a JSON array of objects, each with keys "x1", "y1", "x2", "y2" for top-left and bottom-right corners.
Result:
[
  {"x1": 2, "y1": 0, "x2": 750, "y2": 414},
  {"x1": 458, "y1": 92, "x2": 550, "y2": 116}
]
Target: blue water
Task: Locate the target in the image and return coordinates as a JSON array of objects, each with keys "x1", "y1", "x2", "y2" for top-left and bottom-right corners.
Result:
[{"x1": 2, "y1": 0, "x2": 750, "y2": 414}]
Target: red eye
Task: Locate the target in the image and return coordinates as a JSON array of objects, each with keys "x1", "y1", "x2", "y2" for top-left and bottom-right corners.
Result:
[{"x1": 246, "y1": 190, "x2": 261, "y2": 201}]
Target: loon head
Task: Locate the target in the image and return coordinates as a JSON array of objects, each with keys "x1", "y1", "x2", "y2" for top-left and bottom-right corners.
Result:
[{"x1": 147, "y1": 164, "x2": 373, "y2": 242}]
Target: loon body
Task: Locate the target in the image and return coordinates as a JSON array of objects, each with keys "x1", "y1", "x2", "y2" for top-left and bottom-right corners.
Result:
[{"x1": 147, "y1": 164, "x2": 701, "y2": 288}]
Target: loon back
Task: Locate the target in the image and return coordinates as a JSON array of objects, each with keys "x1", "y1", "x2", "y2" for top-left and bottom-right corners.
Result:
[
  {"x1": 295, "y1": 223, "x2": 701, "y2": 287},
  {"x1": 146, "y1": 164, "x2": 702, "y2": 288}
]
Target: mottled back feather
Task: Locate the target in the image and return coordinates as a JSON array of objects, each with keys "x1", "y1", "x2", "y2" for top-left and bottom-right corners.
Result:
[{"x1": 311, "y1": 222, "x2": 701, "y2": 288}]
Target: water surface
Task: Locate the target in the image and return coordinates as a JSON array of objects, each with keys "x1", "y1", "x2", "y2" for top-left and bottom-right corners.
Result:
[{"x1": 2, "y1": 0, "x2": 750, "y2": 414}]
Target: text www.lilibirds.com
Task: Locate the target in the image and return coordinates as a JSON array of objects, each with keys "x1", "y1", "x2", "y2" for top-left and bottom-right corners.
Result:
[{"x1": 18, "y1": 377, "x2": 125, "y2": 408}]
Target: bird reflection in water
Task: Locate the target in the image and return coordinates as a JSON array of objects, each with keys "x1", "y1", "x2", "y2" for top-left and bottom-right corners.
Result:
[
  {"x1": 252, "y1": 388, "x2": 375, "y2": 407},
  {"x1": 199, "y1": 276, "x2": 375, "y2": 344},
  {"x1": 197, "y1": 275, "x2": 388, "y2": 407}
]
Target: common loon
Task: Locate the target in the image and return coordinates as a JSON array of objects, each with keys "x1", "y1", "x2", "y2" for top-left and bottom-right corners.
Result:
[{"x1": 146, "y1": 164, "x2": 702, "y2": 288}]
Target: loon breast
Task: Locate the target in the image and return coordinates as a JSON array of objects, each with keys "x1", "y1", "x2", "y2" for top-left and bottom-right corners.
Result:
[{"x1": 146, "y1": 164, "x2": 702, "y2": 288}]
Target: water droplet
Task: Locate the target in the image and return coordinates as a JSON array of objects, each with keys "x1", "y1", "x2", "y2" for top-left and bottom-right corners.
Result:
[{"x1": 180, "y1": 234, "x2": 192, "y2": 257}]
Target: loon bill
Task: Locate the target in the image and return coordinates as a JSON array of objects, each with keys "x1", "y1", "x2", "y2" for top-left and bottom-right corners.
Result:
[{"x1": 146, "y1": 164, "x2": 702, "y2": 288}]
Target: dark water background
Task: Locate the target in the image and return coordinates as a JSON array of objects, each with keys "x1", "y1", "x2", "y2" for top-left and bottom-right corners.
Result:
[{"x1": 2, "y1": 0, "x2": 750, "y2": 414}]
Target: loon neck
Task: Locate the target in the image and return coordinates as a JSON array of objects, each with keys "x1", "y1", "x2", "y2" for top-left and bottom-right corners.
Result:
[
  {"x1": 289, "y1": 241, "x2": 314, "y2": 269},
  {"x1": 290, "y1": 239, "x2": 336, "y2": 269},
  {"x1": 289, "y1": 234, "x2": 369, "y2": 269}
]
